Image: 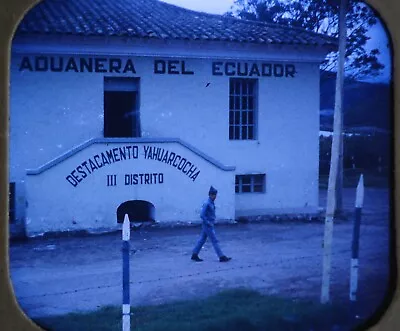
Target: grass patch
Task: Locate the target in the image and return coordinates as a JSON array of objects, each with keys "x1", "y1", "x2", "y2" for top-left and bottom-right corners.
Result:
[{"x1": 34, "y1": 289, "x2": 365, "y2": 331}]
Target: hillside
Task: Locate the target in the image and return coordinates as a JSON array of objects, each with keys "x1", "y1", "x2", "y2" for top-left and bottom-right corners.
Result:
[{"x1": 319, "y1": 72, "x2": 392, "y2": 132}]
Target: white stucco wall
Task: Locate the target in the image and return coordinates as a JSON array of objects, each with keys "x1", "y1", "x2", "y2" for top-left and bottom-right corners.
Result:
[
  {"x1": 24, "y1": 139, "x2": 235, "y2": 237},
  {"x1": 138, "y1": 58, "x2": 320, "y2": 215},
  {"x1": 10, "y1": 41, "x2": 322, "y2": 230}
]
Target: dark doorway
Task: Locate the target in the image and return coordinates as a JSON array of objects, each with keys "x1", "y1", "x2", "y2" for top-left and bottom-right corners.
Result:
[
  {"x1": 117, "y1": 200, "x2": 155, "y2": 224},
  {"x1": 104, "y1": 91, "x2": 135, "y2": 137},
  {"x1": 104, "y1": 77, "x2": 140, "y2": 138}
]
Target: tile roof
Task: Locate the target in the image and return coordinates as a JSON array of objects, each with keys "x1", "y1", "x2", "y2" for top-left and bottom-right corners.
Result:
[{"x1": 15, "y1": 0, "x2": 337, "y2": 48}]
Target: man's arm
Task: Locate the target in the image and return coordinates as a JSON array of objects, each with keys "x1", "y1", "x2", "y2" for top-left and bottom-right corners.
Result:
[{"x1": 200, "y1": 201, "x2": 211, "y2": 226}]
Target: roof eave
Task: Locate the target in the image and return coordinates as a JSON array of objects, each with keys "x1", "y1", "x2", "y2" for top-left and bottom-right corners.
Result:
[{"x1": 12, "y1": 34, "x2": 335, "y2": 63}]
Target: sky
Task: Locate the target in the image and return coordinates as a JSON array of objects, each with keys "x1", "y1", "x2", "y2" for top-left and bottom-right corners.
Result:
[
  {"x1": 161, "y1": 0, "x2": 235, "y2": 14},
  {"x1": 161, "y1": 0, "x2": 392, "y2": 83}
]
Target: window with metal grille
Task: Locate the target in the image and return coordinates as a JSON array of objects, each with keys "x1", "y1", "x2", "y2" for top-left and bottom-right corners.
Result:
[
  {"x1": 235, "y1": 174, "x2": 265, "y2": 193},
  {"x1": 229, "y1": 78, "x2": 257, "y2": 140}
]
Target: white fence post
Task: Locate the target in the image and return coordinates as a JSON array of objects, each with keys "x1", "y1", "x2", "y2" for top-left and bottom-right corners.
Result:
[
  {"x1": 350, "y1": 174, "x2": 364, "y2": 301},
  {"x1": 122, "y1": 214, "x2": 131, "y2": 331}
]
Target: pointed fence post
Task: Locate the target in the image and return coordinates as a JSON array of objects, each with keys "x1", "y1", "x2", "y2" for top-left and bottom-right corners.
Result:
[
  {"x1": 350, "y1": 174, "x2": 364, "y2": 301},
  {"x1": 122, "y1": 214, "x2": 131, "y2": 331},
  {"x1": 118, "y1": 201, "x2": 155, "y2": 331}
]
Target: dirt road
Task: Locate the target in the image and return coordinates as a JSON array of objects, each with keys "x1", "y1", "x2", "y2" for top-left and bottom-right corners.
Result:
[{"x1": 9, "y1": 188, "x2": 392, "y2": 321}]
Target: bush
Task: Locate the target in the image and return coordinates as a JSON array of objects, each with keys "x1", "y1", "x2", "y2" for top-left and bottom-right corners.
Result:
[{"x1": 319, "y1": 133, "x2": 391, "y2": 176}]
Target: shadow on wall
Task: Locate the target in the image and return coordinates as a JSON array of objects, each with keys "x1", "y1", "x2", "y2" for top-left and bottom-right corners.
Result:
[{"x1": 117, "y1": 200, "x2": 156, "y2": 223}]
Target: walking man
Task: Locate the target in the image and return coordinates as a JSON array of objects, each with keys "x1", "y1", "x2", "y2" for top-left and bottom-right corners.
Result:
[{"x1": 191, "y1": 186, "x2": 231, "y2": 262}]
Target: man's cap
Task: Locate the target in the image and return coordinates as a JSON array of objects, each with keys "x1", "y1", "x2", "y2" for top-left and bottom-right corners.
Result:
[{"x1": 209, "y1": 186, "x2": 218, "y2": 195}]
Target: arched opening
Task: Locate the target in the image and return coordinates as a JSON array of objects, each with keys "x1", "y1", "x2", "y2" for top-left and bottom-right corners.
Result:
[{"x1": 116, "y1": 200, "x2": 155, "y2": 224}]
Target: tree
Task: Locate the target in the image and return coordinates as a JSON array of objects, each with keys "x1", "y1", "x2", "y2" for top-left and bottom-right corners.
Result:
[
  {"x1": 227, "y1": 0, "x2": 385, "y2": 81},
  {"x1": 228, "y1": 0, "x2": 386, "y2": 215}
]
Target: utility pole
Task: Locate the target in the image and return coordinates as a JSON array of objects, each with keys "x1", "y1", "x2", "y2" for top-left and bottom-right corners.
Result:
[
  {"x1": 336, "y1": 132, "x2": 344, "y2": 216},
  {"x1": 335, "y1": 0, "x2": 349, "y2": 218},
  {"x1": 321, "y1": 0, "x2": 348, "y2": 304}
]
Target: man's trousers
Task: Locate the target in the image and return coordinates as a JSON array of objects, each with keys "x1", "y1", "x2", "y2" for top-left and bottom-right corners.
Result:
[{"x1": 192, "y1": 223, "x2": 224, "y2": 258}]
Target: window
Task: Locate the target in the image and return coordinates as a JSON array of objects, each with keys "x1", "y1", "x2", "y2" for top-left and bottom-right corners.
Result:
[
  {"x1": 9, "y1": 182, "x2": 15, "y2": 223},
  {"x1": 235, "y1": 174, "x2": 265, "y2": 193},
  {"x1": 229, "y1": 78, "x2": 257, "y2": 140},
  {"x1": 104, "y1": 77, "x2": 141, "y2": 138}
]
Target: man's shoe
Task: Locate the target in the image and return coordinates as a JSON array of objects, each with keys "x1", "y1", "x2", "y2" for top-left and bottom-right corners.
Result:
[
  {"x1": 219, "y1": 256, "x2": 232, "y2": 262},
  {"x1": 191, "y1": 254, "x2": 203, "y2": 262}
]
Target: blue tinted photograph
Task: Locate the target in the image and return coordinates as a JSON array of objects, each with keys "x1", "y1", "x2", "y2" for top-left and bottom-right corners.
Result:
[{"x1": 8, "y1": 0, "x2": 393, "y2": 330}]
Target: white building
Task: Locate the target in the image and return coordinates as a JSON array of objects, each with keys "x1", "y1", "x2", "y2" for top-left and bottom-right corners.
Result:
[{"x1": 9, "y1": 0, "x2": 336, "y2": 237}]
